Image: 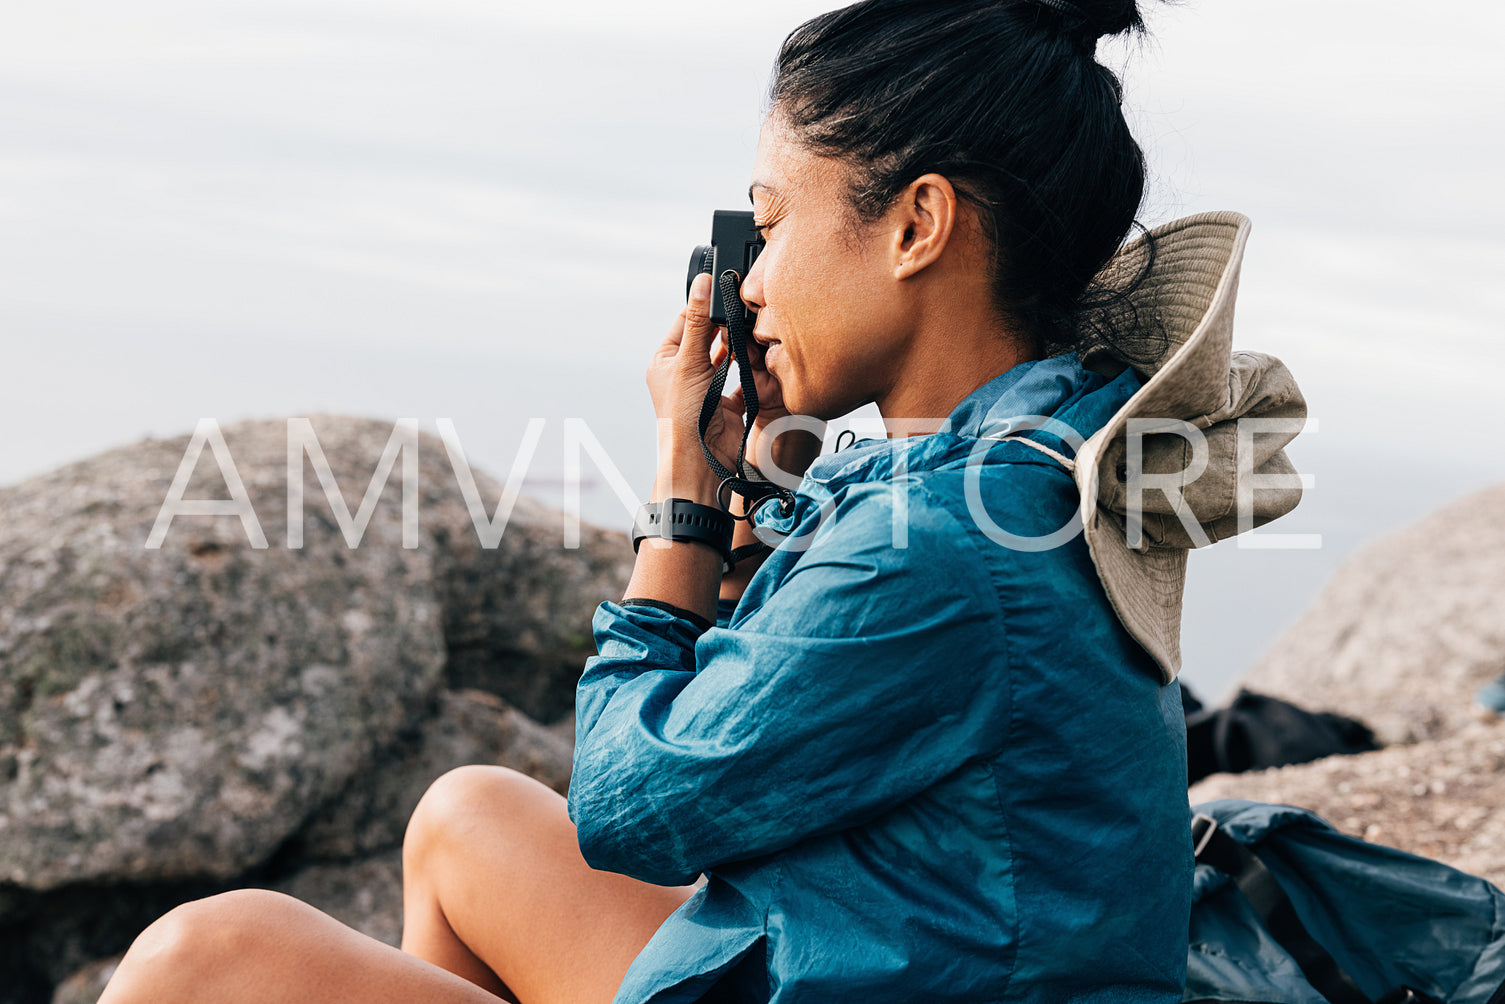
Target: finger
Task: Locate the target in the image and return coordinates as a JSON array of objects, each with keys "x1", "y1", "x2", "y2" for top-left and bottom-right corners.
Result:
[
  {"x1": 749, "y1": 368, "x2": 782, "y2": 413},
  {"x1": 680, "y1": 272, "x2": 715, "y2": 359},
  {"x1": 710, "y1": 336, "x2": 729, "y2": 368},
  {"x1": 659, "y1": 305, "x2": 689, "y2": 355}
]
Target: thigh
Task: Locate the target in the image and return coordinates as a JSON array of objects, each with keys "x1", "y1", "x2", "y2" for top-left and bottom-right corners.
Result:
[
  {"x1": 403, "y1": 765, "x2": 702, "y2": 1004},
  {"x1": 101, "y1": 889, "x2": 503, "y2": 1004}
]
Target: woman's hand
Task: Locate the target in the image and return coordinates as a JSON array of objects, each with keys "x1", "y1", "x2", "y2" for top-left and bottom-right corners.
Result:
[
  {"x1": 647, "y1": 274, "x2": 822, "y2": 505},
  {"x1": 645, "y1": 274, "x2": 731, "y2": 503}
]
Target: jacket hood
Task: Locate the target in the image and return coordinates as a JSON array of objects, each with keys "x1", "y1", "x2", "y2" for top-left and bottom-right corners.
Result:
[
  {"x1": 1078, "y1": 212, "x2": 1306, "y2": 551},
  {"x1": 1074, "y1": 210, "x2": 1307, "y2": 681}
]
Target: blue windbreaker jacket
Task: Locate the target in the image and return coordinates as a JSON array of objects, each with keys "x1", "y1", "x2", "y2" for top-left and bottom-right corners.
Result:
[{"x1": 569, "y1": 353, "x2": 1192, "y2": 1003}]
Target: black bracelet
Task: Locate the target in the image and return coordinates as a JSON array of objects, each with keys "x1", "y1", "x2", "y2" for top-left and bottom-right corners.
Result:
[
  {"x1": 631, "y1": 499, "x2": 734, "y2": 566},
  {"x1": 728, "y1": 540, "x2": 772, "y2": 568}
]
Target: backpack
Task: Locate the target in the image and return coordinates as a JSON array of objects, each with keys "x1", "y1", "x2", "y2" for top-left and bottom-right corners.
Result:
[
  {"x1": 1186, "y1": 799, "x2": 1505, "y2": 1004},
  {"x1": 1182, "y1": 687, "x2": 1379, "y2": 784}
]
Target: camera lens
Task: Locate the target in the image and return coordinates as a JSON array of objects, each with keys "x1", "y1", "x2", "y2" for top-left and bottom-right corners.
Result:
[{"x1": 686, "y1": 245, "x2": 713, "y2": 298}]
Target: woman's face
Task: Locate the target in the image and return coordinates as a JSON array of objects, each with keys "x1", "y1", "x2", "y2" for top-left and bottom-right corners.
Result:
[{"x1": 739, "y1": 114, "x2": 914, "y2": 421}]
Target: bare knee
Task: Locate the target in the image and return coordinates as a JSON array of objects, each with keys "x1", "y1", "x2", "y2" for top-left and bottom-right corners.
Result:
[
  {"x1": 103, "y1": 890, "x2": 306, "y2": 1003},
  {"x1": 126, "y1": 889, "x2": 286, "y2": 969},
  {"x1": 404, "y1": 765, "x2": 546, "y2": 874}
]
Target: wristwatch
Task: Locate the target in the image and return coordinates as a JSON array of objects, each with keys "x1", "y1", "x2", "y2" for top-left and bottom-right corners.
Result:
[{"x1": 631, "y1": 498, "x2": 735, "y2": 566}]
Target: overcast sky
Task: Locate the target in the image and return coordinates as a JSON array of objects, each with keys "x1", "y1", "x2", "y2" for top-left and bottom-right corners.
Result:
[{"x1": 1, "y1": 1, "x2": 1500, "y2": 698}]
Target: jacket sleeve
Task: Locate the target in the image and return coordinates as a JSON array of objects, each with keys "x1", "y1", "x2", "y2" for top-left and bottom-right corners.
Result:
[{"x1": 567, "y1": 482, "x2": 1012, "y2": 886}]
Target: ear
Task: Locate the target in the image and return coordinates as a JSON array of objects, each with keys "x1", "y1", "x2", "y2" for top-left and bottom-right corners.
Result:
[{"x1": 889, "y1": 173, "x2": 958, "y2": 280}]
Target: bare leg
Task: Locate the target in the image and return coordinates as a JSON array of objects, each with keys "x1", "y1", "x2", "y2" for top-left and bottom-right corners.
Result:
[
  {"x1": 401, "y1": 765, "x2": 701, "y2": 1004},
  {"x1": 99, "y1": 889, "x2": 504, "y2": 1004},
  {"x1": 101, "y1": 766, "x2": 700, "y2": 1004}
]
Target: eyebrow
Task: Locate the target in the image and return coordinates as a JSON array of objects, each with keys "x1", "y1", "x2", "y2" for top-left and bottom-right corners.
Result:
[{"x1": 748, "y1": 181, "x2": 775, "y2": 204}]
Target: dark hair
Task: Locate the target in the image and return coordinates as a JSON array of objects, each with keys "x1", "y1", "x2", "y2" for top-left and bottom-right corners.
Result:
[{"x1": 770, "y1": 0, "x2": 1157, "y2": 361}]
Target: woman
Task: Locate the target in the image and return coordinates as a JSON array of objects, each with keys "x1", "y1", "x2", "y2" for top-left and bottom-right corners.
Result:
[{"x1": 102, "y1": 0, "x2": 1304, "y2": 1001}]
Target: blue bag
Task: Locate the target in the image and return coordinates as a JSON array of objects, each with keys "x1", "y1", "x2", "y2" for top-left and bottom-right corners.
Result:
[{"x1": 1187, "y1": 799, "x2": 1505, "y2": 1004}]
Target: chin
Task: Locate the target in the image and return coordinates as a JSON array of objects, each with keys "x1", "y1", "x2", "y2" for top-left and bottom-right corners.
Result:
[
  {"x1": 779, "y1": 386, "x2": 820, "y2": 422},
  {"x1": 789, "y1": 397, "x2": 845, "y2": 424},
  {"x1": 774, "y1": 375, "x2": 853, "y2": 424}
]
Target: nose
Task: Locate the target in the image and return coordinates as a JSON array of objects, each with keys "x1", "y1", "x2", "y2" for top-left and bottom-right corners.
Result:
[{"x1": 739, "y1": 246, "x2": 766, "y2": 315}]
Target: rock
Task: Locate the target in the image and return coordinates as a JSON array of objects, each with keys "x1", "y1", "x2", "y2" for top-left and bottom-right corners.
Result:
[
  {"x1": 49, "y1": 956, "x2": 119, "y2": 1004},
  {"x1": 0, "y1": 416, "x2": 625, "y2": 1003},
  {"x1": 1191, "y1": 718, "x2": 1505, "y2": 889},
  {"x1": 436, "y1": 509, "x2": 630, "y2": 725},
  {"x1": 289, "y1": 688, "x2": 573, "y2": 862},
  {"x1": 0, "y1": 419, "x2": 448, "y2": 892},
  {"x1": 1238, "y1": 483, "x2": 1505, "y2": 745},
  {"x1": 1201, "y1": 483, "x2": 1505, "y2": 887},
  {"x1": 0, "y1": 875, "x2": 226, "y2": 1003},
  {"x1": 271, "y1": 850, "x2": 405, "y2": 948},
  {"x1": 0, "y1": 416, "x2": 625, "y2": 894}
]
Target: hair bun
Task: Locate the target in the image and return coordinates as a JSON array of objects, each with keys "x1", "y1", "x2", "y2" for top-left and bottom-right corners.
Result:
[{"x1": 1026, "y1": 0, "x2": 1144, "y2": 43}]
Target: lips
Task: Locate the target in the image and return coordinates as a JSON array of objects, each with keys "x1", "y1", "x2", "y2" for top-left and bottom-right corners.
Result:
[{"x1": 746, "y1": 334, "x2": 780, "y2": 372}]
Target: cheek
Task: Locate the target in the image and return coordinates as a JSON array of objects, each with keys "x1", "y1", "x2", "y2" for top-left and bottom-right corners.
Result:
[
  {"x1": 794, "y1": 242, "x2": 894, "y2": 342},
  {"x1": 759, "y1": 223, "x2": 896, "y2": 378},
  {"x1": 774, "y1": 234, "x2": 869, "y2": 328}
]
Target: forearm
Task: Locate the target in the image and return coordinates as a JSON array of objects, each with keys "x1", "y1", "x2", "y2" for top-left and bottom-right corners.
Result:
[{"x1": 622, "y1": 450, "x2": 725, "y2": 626}]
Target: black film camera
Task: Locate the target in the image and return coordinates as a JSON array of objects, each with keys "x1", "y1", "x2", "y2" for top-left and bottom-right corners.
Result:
[
  {"x1": 685, "y1": 210, "x2": 763, "y2": 327},
  {"x1": 680, "y1": 208, "x2": 796, "y2": 518}
]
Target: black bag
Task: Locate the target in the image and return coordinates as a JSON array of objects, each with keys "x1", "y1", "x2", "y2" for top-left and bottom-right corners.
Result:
[{"x1": 1184, "y1": 687, "x2": 1379, "y2": 784}]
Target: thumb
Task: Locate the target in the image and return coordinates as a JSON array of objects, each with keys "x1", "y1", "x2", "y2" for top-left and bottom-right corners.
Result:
[{"x1": 680, "y1": 272, "x2": 716, "y2": 360}]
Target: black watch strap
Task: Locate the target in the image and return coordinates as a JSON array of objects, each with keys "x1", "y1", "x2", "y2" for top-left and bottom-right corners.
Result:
[{"x1": 632, "y1": 499, "x2": 735, "y2": 565}]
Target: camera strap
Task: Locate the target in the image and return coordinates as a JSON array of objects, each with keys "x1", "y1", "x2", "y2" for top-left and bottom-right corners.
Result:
[{"x1": 695, "y1": 266, "x2": 796, "y2": 519}]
